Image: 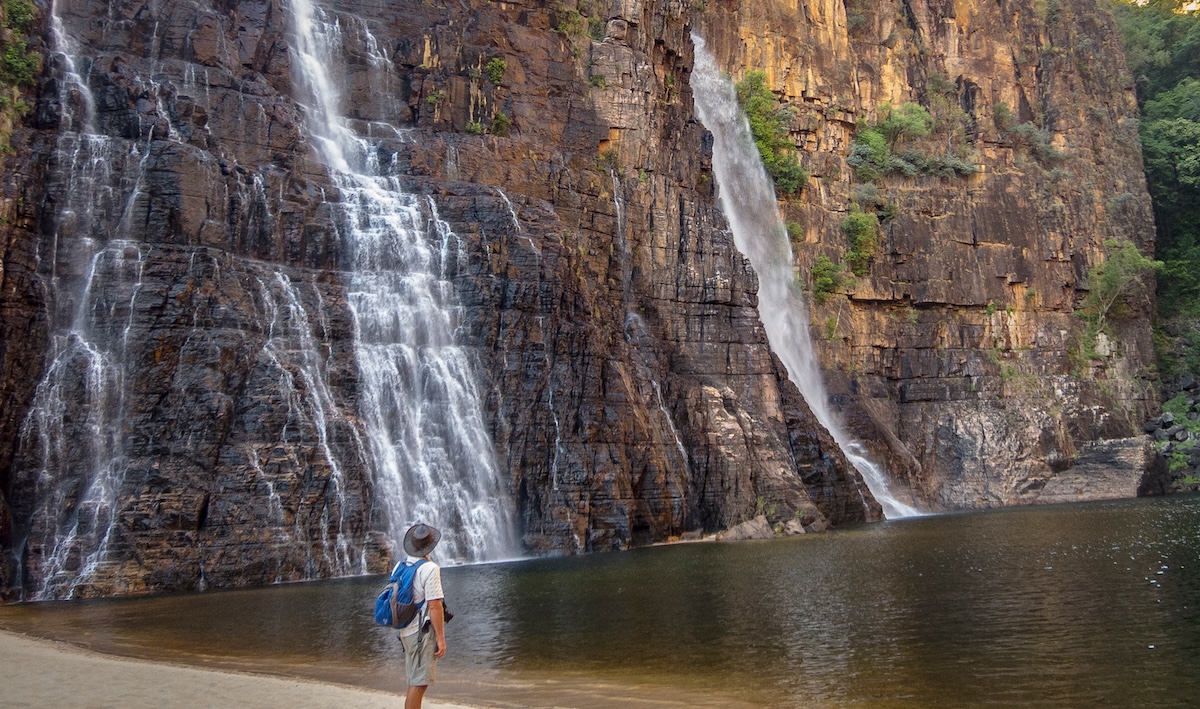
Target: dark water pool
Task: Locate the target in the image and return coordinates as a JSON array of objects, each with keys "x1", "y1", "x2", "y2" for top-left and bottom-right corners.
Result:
[{"x1": 3, "y1": 495, "x2": 1199, "y2": 707}]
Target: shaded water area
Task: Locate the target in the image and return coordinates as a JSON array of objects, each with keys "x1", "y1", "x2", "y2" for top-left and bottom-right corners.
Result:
[{"x1": 2, "y1": 495, "x2": 1199, "y2": 707}]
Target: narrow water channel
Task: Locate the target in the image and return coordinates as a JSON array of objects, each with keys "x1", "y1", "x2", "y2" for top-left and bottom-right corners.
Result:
[{"x1": 3, "y1": 495, "x2": 1198, "y2": 707}]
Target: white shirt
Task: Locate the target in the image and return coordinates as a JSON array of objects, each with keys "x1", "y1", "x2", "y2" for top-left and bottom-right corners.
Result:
[{"x1": 397, "y1": 555, "x2": 443, "y2": 637}]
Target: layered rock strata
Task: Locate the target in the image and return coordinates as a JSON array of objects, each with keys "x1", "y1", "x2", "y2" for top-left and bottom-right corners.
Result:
[
  {"x1": 700, "y1": 0, "x2": 1159, "y2": 507},
  {"x1": 0, "y1": 0, "x2": 1159, "y2": 598},
  {"x1": 0, "y1": 0, "x2": 871, "y2": 599}
]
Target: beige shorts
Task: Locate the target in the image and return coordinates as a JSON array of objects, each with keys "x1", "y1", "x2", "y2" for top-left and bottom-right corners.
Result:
[{"x1": 400, "y1": 629, "x2": 437, "y2": 687}]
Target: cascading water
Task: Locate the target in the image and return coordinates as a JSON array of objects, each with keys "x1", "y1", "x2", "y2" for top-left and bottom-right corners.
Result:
[
  {"x1": 255, "y1": 272, "x2": 364, "y2": 574},
  {"x1": 12, "y1": 0, "x2": 160, "y2": 599},
  {"x1": 287, "y1": 0, "x2": 519, "y2": 561},
  {"x1": 19, "y1": 0, "x2": 365, "y2": 598},
  {"x1": 689, "y1": 34, "x2": 921, "y2": 519}
]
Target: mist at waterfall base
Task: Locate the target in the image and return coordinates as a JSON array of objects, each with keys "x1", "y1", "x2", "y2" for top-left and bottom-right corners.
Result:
[
  {"x1": 689, "y1": 35, "x2": 920, "y2": 519},
  {"x1": 2, "y1": 496, "x2": 1198, "y2": 708}
]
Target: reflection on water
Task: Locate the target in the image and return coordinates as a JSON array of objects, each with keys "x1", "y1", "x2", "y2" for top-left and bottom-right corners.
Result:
[{"x1": 3, "y1": 495, "x2": 1200, "y2": 707}]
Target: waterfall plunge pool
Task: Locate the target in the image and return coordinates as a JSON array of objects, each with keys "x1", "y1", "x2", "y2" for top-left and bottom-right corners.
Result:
[{"x1": 2, "y1": 495, "x2": 1199, "y2": 707}]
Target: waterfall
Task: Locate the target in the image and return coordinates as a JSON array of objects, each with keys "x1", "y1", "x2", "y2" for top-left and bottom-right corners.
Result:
[
  {"x1": 255, "y1": 272, "x2": 363, "y2": 574},
  {"x1": 689, "y1": 34, "x2": 920, "y2": 519},
  {"x1": 287, "y1": 0, "x2": 519, "y2": 561},
  {"x1": 11, "y1": 0, "x2": 159, "y2": 598}
]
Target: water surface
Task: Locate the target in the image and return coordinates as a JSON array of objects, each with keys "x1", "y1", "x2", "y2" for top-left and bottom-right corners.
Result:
[{"x1": 3, "y1": 495, "x2": 1198, "y2": 707}]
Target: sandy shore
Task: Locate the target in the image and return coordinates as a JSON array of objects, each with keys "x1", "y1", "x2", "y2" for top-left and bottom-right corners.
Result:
[{"x1": 0, "y1": 628, "x2": 484, "y2": 709}]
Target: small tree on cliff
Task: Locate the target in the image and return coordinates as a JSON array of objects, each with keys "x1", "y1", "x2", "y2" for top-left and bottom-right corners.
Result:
[
  {"x1": 1080, "y1": 239, "x2": 1162, "y2": 333},
  {"x1": 878, "y1": 101, "x2": 933, "y2": 148}
]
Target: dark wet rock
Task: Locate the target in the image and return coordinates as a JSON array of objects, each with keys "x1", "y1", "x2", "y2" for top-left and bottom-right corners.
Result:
[
  {"x1": 0, "y1": 0, "x2": 1163, "y2": 598},
  {"x1": 1037, "y1": 438, "x2": 1167, "y2": 503}
]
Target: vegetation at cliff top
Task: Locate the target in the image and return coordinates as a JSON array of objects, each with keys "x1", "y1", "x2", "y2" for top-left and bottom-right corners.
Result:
[
  {"x1": 1111, "y1": 0, "x2": 1200, "y2": 321},
  {"x1": 0, "y1": 0, "x2": 40, "y2": 151},
  {"x1": 1111, "y1": 0, "x2": 1200, "y2": 391},
  {"x1": 735, "y1": 70, "x2": 809, "y2": 194}
]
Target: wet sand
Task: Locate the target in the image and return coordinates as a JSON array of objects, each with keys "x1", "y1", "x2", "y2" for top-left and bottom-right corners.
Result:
[{"x1": 0, "y1": 628, "x2": 484, "y2": 708}]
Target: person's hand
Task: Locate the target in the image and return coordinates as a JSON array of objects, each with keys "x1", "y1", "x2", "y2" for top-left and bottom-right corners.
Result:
[{"x1": 435, "y1": 638, "x2": 446, "y2": 658}]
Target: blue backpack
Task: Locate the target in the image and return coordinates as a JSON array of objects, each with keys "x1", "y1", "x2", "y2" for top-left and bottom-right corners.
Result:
[{"x1": 373, "y1": 559, "x2": 427, "y2": 628}]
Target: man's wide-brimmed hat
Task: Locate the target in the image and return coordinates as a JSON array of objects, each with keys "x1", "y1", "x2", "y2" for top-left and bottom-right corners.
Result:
[{"x1": 403, "y1": 523, "x2": 441, "y2": 557}]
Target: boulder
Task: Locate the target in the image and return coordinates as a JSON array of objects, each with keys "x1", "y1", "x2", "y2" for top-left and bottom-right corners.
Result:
[
  {"x1": 783, "y1": 519, "x2": 806, "y2": 535},
  {"x1": 715, "y1": 516, "x2": 774, "y2": 542}
]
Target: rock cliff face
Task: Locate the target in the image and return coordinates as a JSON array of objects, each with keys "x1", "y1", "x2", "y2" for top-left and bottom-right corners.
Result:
[
  {"x1": 0, "y1": 0, "x2": 1158, "y2": 599},
  {"x1": 701, "y1": 0, "x2": 1159, "y2": 507}
]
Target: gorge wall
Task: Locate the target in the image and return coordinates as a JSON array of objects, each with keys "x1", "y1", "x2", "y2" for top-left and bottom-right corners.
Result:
[
  {"x1": 0, "y1": 0, "x2": 1159, "y2": 599},
  {"x1": 706, "y1": 0, "x2": 1161, "y2": 507}
]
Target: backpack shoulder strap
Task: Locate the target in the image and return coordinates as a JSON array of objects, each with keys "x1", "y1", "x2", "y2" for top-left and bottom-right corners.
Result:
[{"x1": 410, "y1": 559, "x2": 430, "y2": 610}]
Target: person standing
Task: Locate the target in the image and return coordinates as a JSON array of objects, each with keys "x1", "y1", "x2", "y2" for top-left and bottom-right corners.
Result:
[{"x1": 397, "y1": 523, "x2": 446, "y2": 709}]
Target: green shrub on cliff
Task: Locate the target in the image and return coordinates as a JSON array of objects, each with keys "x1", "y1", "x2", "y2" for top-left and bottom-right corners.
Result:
[
  {"x1": 993, "y1": 101, "x2": 1016, "y2": 131},
  {"x1": 484, "y1": 57, "x2": 507, "y2": 85},
  {"x1": 848, "y1": 102, "x2": 976, "y2": 181},
  {"x1": 878, "y1": 101, "x2": 933, "y2": 147},
  {"x1": 841, "y1": 205, "x2": 879, "y2": 276},
  {"x1": 1163, "y1": 394, "x2": 1200, "y2": 430},
  {"x1": 1009, "y1": 121, "x2": 1062, "y2": 162},
  {"x1": 556, "y1": 8, "x2": 586, "y2": 36},
  {"x1": 847, "y1": 128, "x2": 893, "y2": 182},
  {"x1": 0, "y1": 0, "x2": 40, "y2": 151},
  {"x1": 1, "y1": 0, "x2": 33, "y2": 30},
  {"x1": 491, "y1": 111, "x2": 511, "y2": 136},
  {"x1": 810, "y1": 254, "x2": 843, "y2": 304},
  {"x1": 895, "y1": 149, "x2": 978, "y2": 178},
  {"x1": 735, "y1": 70, "x2": 809, "y2": 194}
]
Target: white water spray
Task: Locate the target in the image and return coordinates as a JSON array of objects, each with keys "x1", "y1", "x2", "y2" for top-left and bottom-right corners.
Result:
[
  {"x1": 288, "y1": 0, "x2": 519, "y2": 561},
  {"x1": 689, "y1": 34, "x2": 920, "y2": 519}
]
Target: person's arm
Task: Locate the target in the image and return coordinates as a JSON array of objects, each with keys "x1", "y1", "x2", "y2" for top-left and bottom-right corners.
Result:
[{"x1": 427, "y1": 598, "x2": 446, "y2": 657}]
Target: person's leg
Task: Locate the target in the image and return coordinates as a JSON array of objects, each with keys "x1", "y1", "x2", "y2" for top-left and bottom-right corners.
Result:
[
  {"x1": 404, "y1": 684, "x2": 427, "y2": 709},
  {"x1": 401, "y1": 629, "x2": 437, "y2": 708}
]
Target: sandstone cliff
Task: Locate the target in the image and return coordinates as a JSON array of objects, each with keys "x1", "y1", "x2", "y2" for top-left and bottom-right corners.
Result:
[
  {"x1": 0, "y1": 0, "x2": 1158, "y2": 599},
  {"x1": 722, "y1": 0, "x2": 1159, "y2": 507}
]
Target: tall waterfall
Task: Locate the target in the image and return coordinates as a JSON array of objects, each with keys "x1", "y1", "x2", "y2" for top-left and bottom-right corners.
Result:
[
  {"x1": 288, "y1": 0, "x2": 519, "y2": 560},
  {"x1": 13, "y1": 0, "x2": 156, "y2": 599},
  {"x1": 690, "y1": 34, "x2": 920, "y2": 519}
]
